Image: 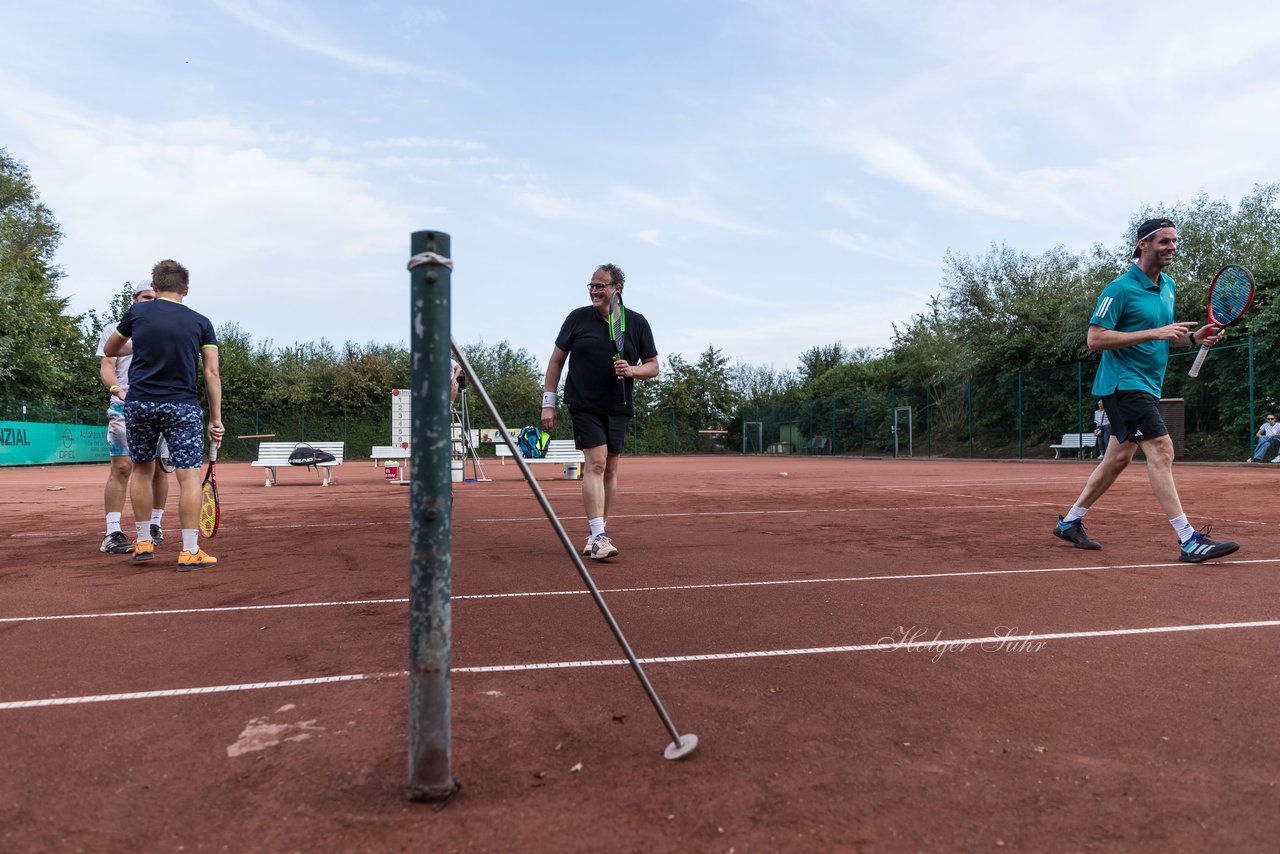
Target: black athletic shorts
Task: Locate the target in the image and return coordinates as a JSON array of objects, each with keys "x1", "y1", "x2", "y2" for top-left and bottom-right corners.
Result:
[
  {"x1": 1101, "y1": 390, "x2": 1167, "y2": 445},
  {"x1": 569, "y1": 409, "x2": 629, "y2": 455}
]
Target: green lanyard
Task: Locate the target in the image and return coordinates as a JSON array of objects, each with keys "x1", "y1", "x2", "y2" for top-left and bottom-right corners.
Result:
[{"x1": 608, "y1": 305, "x2": 626, "y2": 347}]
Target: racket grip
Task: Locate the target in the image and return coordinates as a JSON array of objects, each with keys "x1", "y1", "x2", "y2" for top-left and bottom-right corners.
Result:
[
  {"x1": 210, "y1": 443, "x2": 219, "y2": 461},
  {"x1": 1188, "y1": 343, "x2": 1211, "y2": 378}
]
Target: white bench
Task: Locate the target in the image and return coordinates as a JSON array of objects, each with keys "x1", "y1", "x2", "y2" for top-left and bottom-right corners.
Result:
[
  {"x1": 371, "y1": 444, "x2": 410, "y2": 463},
  {"x1": 252, "y1": 441, "x2": 345, "y2": 486},
  {"x1": 372, "y1": 444, "x2": 411, "y2": 484},
  {"x1": 1049, "y1": 433, "x2": 1097, "y2": 459},
  {"x1": 495, "y1": 438, "x2": 585, "y2": 469}
]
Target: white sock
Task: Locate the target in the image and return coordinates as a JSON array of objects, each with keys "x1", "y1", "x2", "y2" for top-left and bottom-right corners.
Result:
[
  {"x1": 151, "y1": 509, "x2": 165, "y2": 525},
  {"x1": 1063, "y1": 505, "x2": 1089, "y2": 524},
  {"x1": 106, "y1": 512, "x2": 122, "y2": 535},
  {"x1": 182, "y1": 529, "x2": 199, "y2": 553},
  {"x1": 136, "y1": 522, "x2": 152, "y2": 543},
  {"x1": 588, "y1": 517, "x2": 606, "y2": 539},
  {"x1": 1170, "y1": 514, "x2": 1195, "y2": 543}
]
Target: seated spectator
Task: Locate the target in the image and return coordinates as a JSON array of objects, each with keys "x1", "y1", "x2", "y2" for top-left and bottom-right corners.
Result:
[{"x1": 1248, "y1": 414, "x2": 1280, "y2": 463}]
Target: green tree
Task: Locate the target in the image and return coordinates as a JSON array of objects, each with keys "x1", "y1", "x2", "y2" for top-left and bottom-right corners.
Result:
[
  {"x1": 0, "y1": 147, "x2": 93, "y2": 403},
  {"x1": 458, "y1": 340, "x2": 542, "y2": 429},
  {"x1": 334, "y1": 342, "x2": 410, "y2": 410},
  {"x1": 730, "y1": 361, "x2": 801, "y2": 409},
  {"x1": 797, "y1": 342, "x2": 851, "y2": 384},
  {"x1": 215, "y1": 323, "x2": 276, "y2": 413}
]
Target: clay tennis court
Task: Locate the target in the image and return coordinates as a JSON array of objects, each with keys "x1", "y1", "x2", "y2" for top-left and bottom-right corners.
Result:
[{"x1": 2, "y1": 455, "x2": 1277, "y2": 851}]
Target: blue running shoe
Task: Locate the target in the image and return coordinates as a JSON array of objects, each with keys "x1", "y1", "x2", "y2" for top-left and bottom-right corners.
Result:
[
  {"x1": 1179, "y1": 527, "x2": 1239, "y2": 563},
  {"x1": 1054, "y1": 516, "x2": 1101, "y2": 550}
]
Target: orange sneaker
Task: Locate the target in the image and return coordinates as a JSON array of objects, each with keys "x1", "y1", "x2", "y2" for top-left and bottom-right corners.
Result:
[
  {"x1": 177, "y1": 548, "x2": 218, "y2": 571},
  {"x1": 132, "y1": 540, "x2": 155, "y2": 562}
]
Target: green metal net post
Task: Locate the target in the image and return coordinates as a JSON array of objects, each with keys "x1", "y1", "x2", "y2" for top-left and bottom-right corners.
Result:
[
  {"x1": 1076, "y1": 361, "x2": 1084, "y2": 436},
  {"x1": 967, "y1": 376, "x2": 974, "y2": 459},
  {"x1": 1248, "y1": 335, "x2": 1256, "y2": 436},
  {"x1": 405, "y1": 230, "x2": 458, "y2": 803},
  {"x1": 1017, "y1": 369, "x2": 1024, "y2": 460}
]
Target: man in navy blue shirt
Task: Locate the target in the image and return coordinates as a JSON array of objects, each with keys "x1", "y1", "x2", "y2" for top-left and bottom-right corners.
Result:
[
  {"x1": 542, "y1": 264, "x2": 659, "y2": 560},
  {"x1": 105, "y1": 259, "x2": 224, "y2": 570}
]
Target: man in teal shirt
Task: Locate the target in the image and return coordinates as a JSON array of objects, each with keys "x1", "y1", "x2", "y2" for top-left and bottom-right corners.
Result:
[{"x1": 1053, "y1": 218, "x2": 1239, "y2": 563}]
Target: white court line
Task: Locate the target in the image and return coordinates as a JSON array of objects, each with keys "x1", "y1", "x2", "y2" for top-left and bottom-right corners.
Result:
[
  {"x1": 0, "y1": 673, "x2": 395, "y2": 710},
  {"x1": 474, "y1": 503, "x2": 1039, "y2": 523},
  {"x1": 4, "y1": 558, "x2": 1278, "y2": 624},
  {"x1": 457, "y1": 619, "x2": 1280, "y2": 672},
  {"x1": 3, "y1": 619, "x2": 1278, "y2": 709},
  {"x1": 5, "y1": 502, "x2": 1046, "y2": 538},
  {"x1": 0, "y1": 598, "x2": 407, "y2": 624},
  {"x1": 457, "y1": 557, "x2": 1280, "y2": 599}
]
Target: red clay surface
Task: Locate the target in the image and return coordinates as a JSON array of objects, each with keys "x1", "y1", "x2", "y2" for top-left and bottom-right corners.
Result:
[{"x1": 1, "y1": 454, "x2": 1278, "y2": 852}]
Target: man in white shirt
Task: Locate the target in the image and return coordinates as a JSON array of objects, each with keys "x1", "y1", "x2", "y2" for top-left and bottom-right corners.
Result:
[{"x1": 96, "y1": 279, "x2": 170, "y2": 553}]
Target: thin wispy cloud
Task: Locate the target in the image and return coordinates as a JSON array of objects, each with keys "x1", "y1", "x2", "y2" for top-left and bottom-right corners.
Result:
[
  {"x1": 612, "y1": 186, "x2": 773, "y2": 237},
  {"x1": 826, "y1": 130, "x2": 1020, "y2": 219},
  {"x1": 213, "y1": 0, "x2": 442, "y2": 80},
  {"x1": 823, "y1": 229, "x2": 941, "y2": 271}
]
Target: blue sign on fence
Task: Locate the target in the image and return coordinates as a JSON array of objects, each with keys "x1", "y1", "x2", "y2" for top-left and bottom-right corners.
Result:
[{"x1": 0, "y1": 421, "x2": 110, "y2": 466}]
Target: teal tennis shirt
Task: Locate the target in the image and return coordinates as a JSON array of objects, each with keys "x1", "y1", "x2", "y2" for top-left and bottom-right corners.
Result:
[{"x1": 1090, "y1": 263, "x2": 1176, "y2": 398}]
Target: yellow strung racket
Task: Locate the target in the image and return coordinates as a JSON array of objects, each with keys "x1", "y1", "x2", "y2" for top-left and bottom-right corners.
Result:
[{"x1": 199, "y1": 443, "x2": 220, "y2": 538}]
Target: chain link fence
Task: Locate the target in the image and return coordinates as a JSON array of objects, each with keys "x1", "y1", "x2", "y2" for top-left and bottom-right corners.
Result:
[
  {"x1": 6, "y1": 336, "x2": 1277, "y2": 463},
  {"x1": 735, "y1": 337, "x2": 1275, "y2": 461}
]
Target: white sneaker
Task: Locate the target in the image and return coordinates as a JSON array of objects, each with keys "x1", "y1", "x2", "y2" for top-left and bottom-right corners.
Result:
[
  {"x1": 589, "y1": 534, "x2": 619, "y2": 560},
  {"x1": 582, "y1": 536, "x2": 593, "y2": 556},
  {"x1": 1271, "y1": 456, "x2": 1280, "y2": 463}
]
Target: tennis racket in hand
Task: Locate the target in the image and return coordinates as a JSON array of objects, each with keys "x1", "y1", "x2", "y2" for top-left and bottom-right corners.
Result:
[
  {"x1": 608, "y1": 290, "x2": 627, "y2": 403},
  {"x1": 199, "y1": 443, "x2": 221, "y2": 538},
  {"x1": 1188, "y1": 263, "x2": 1255, "y2": 378}
]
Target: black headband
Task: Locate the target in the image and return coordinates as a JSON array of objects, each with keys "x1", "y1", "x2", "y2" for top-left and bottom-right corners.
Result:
[{"x1": 1136, "y1": 218, "x2": 1175, "y2": 242}]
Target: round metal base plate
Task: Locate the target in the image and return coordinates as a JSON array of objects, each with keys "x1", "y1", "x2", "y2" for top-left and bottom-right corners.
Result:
[{"x1": 663, "y1": 733, "x2": 699, "y2": 760}]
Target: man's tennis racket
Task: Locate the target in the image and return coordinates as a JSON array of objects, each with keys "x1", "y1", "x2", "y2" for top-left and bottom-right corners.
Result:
[
  {"x1": 199, "y1": 443, "x2": 220, "y2": 538},
  {"x1": 1188, "y1": 264, "x2": 1255, "y2": 378},
  {"x1": 608, "y1": 290, "x2": 627, "y2": 404}
]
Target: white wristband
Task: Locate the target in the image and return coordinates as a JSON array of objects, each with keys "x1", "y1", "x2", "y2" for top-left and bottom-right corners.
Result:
[{"x1": 541, "y1": 391, "x2": 557, "y2": 408}]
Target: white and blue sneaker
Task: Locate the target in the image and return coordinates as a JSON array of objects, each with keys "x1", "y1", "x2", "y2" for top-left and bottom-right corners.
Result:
[{"x1": 1179, "y1": 527, "x2": 1239, "y2": 563}]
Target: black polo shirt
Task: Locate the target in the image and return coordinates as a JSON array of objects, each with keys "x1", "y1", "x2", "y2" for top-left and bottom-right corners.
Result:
[{"x1": 555, "y1": 305, "x2": 657, "y2": 417}]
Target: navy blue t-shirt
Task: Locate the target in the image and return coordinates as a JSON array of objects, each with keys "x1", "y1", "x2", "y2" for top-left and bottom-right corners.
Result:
[
  {"x1": 555, "y1": 305, "x2": 657, "y2": 417},
  {"x1": 115, "y1": 298, "x2": 218, "y2": 404}
]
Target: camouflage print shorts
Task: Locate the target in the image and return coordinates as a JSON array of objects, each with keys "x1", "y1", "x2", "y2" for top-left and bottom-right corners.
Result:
[
  {"x1": 107, "y1": 400, "x2": 168, "y2": 460},
  {"x1": 123, "y1": 401, "x2": 205, "y2": 469}
]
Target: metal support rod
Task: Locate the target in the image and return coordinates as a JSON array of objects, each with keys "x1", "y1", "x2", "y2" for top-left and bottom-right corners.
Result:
[
  {"x1": 450, "y1": 341, "x2": 697, "y2": 760},
  {"x1": 405, "y1": 231, "x2": 458, "y2": 801}
]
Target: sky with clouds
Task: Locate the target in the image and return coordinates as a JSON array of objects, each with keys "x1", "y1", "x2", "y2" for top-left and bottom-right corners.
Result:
[{"x1": 3, "y1": 0, "x2": 1280, "y2": 373}]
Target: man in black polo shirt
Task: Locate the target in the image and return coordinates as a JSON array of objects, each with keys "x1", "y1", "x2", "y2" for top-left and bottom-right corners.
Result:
[{"x1": 541, "y1": 264, "x2": 659, "y2": 560}]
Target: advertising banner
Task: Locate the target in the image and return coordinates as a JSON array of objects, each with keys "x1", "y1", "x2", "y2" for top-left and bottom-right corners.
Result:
[{"x1": 0, "y1": 421, "x2": 110, "y2": 466}]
